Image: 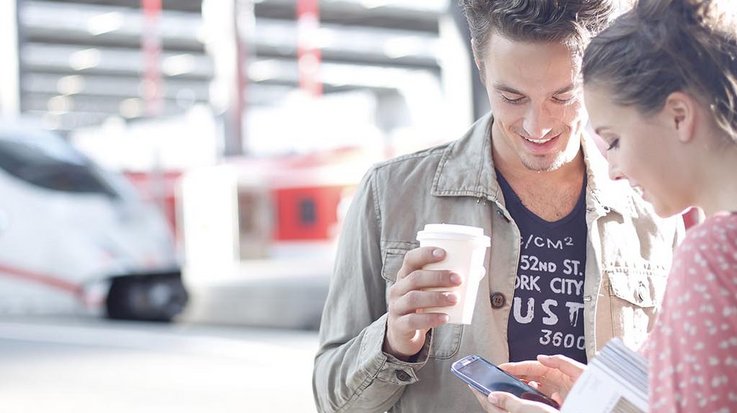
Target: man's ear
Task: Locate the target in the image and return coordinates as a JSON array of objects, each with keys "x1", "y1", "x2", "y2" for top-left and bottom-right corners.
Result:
[{"x1": 664, "y1": 91, "x2": 696, "y2": 143}]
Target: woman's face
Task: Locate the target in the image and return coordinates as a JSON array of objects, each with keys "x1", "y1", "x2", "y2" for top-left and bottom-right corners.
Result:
[{"x1": 584, "y1": 85, "x2": 692, "y2": 217}]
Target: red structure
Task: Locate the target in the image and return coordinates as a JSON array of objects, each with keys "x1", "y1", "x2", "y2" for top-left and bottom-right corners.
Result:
[
  {"x1": 230, "y1": 147, "x2": 372, "y2": 248},
  {"x1": 274, "y1": 185, "x2": 344, "y2": 241},
  {"x1": 297, "y1": 0, "x2": 322, "y2": 96}
]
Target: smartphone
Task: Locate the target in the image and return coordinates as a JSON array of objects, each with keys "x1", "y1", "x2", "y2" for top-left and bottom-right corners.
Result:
[{"x1": 451, "y1": 354, "x2": 560, "y2": 409}]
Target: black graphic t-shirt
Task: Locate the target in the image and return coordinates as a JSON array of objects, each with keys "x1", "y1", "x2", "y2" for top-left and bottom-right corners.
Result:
[{"x1": 497, "y1": 171, "x2": 588, "y2": 364}]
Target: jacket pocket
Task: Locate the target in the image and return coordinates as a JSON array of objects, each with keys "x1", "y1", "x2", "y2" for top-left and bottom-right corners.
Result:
[
  {"x1": 428, "y1": 323, "x2": 462, "y2": 359},
  {"x1": 381, "y1": 242, "x2": 417, "y2": 282},
  {"x1": 380, "y1": 241, "x2": 462, "y2": 359},
  {"x1": 604, "y1": 266, "x2": 667, "y2": 349}
]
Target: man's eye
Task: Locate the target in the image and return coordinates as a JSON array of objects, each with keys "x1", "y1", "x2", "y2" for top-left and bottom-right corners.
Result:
[
  {"x1": 500, "y1": 94, "x2": 525, "y2": 104},
  {"x1": 552, "y1": 95, "x2": 575, "y2": 104}
]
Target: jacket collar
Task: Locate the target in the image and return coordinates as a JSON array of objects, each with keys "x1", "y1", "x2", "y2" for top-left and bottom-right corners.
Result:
[{"x1": 431, "y1": 113, "x2": 637, "y2": 217}]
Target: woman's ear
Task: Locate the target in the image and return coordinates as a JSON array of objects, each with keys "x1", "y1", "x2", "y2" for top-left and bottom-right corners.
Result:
[{"x1": 664, "y1": 91, "x2": 696, "y2": 143}]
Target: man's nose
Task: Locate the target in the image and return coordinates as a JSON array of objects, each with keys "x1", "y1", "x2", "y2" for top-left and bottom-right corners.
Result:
[{"x1": 523, "y1": 104, "x2": 554, "y2": 138}]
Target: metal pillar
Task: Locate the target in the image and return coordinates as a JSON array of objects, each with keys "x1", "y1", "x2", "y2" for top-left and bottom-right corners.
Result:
[
  {"x1": 142, "y1": 0, "x2": 163, "y2": 117},
  {"x1": 297, "y1": 0, "x2": 322, "y2": 97},
  {"x1": 0, "y1": 0, "x2": 21, "y2": 118}
]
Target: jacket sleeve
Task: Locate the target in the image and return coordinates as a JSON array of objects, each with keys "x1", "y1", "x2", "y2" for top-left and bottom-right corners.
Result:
[{"x1": 312, "y1": 169, "x2": 431, "y2": 413}]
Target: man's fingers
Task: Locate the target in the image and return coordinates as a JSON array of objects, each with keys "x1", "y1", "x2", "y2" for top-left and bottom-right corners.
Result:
[
  {"x1": 537, "y1": 354, "x2": 585, "y2": 379},
  {"x1": 391, "y1": 290, "x2": 458, "y2": 315},
  {"x1": 498, "y1": 361, "x2": 551, "y2": 381},
  {"x1": 500, "y1": 355, "x2": 585, "y2": 384},
  {"x1": 488, "y1": 392, "x2": 559, "y2": 413},
  {"x1": 470, "y1": 388, "x2": 505, "y2": 413},
  {"x1": 405, "y1": 269, "x2": 461, "y2": 291},
  {"x1": 391, "y1": 269, "x2": 461, "y2": 298},
  {"x1": 488, "y1": 392, "x2": 523, "y2": 412},
  {"x1": 397, "y1": 247, "x2": 446, "y2": 279},
  {"x1": 392, "y1": 312, "x2": 448, "y2": 331}
]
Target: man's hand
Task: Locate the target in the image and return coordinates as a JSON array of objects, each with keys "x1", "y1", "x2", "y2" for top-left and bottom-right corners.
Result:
[
  {"x1": 383, "y1": 247, "x2": 461, "y2": 360},
  {"x1": 472, "y1": 389, "x2": 559, "y2": 413},
  {"x1": 470, "y1": 354, "x2": 584, "y2": 412},
  {"x1": 498, "y1": 354, "x2": 584, "y2": 404}
]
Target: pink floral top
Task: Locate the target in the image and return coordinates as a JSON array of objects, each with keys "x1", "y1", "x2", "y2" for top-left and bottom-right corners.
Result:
[{"x1": 645, "y1": 213, "x2": 737, "y2": 412}]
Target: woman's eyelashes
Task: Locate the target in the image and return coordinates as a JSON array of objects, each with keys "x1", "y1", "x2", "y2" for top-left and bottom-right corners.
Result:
[{"x1": 607, "y1": 138, "x2": 620, "y2": 151}]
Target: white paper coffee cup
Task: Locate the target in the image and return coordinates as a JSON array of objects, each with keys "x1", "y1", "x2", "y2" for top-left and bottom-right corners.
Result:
[{"x1": 416, "y1": 224, "x2": 491, "y2": 324}]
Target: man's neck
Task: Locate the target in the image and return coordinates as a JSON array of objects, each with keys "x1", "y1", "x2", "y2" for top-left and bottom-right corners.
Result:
[
  {"x1": 491, "y1": 128, "x2": 585, "y2": 188},
  {"x1": 491, "y1": 125, "x2": 586, "y2": 221},
  {"x1": 495, "y1": 152, "x2": 585, "y2": 187}
]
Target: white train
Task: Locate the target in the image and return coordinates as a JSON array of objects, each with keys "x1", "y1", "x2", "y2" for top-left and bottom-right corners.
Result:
[{"x1": 0, "y1": 121, "x2": 187, "y2": 321}]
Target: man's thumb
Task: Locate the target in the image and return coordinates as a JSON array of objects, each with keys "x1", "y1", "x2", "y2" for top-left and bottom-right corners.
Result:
[{"x1": 488, "y1": 391, "x2": 522, "y2": 412}]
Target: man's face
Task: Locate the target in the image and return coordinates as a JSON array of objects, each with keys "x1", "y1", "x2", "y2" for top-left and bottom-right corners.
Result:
[{"x1": 478, "y1": 34, "x2": 586, "y2": 172}]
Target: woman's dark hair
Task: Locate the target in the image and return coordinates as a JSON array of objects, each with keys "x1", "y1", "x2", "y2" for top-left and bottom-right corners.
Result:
[{"x1": 582, "y1": 0, "x2": 737, "y2": 142}]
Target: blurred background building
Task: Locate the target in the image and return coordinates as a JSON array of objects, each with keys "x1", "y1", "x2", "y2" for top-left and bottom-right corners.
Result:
[
  {"x1": 0, "y1": 0, "x2": 483, "y2": 329},
  {"x1": 5, "y1": 0, "x2": 476, "y2": 144},
  {"x1": 0, "y1": 2, "x2": 488, "y2": 411}
]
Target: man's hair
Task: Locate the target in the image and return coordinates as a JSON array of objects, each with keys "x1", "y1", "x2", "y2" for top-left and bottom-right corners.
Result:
[
  {"x1": 583, "y1": 0, "x2": 737, "y2": 143},
  {"x1": 459, "y1": 0, "x2": 621, "y2": 63}
]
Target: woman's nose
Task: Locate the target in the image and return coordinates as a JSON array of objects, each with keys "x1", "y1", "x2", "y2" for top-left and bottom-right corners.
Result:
[{"x1": 608, "y1": 163, "x2": 625, "y2": 181}]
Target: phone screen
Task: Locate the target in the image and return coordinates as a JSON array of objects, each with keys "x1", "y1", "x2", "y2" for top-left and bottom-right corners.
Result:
[{"x1": 451, "y1": 355, "x2": 560, "y2": 409}]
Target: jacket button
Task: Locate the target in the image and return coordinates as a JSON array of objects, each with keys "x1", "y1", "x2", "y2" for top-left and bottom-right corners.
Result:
[
  {"x1": 637, "y1": 282, "x2": 648, "y2": 302},
  {"x1": 490, "y1": 292, "x2": 506, "y2": 309},
  {"x1": 395, "y1": 370, "x2": 412, "y2": 382}
]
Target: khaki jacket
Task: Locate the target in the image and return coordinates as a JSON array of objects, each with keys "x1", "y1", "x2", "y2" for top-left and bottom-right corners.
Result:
[{"x1": 313, "y1": 114, "x2": 683, "y2": 413}]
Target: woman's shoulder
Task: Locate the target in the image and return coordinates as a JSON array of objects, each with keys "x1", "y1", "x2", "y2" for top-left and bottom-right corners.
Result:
[
  {"x1": 684, "y1": 212, "x2": 737, "y2": 244},
  {"x1": 675, "y1": 212, "x2": 737, "y2": 278}
]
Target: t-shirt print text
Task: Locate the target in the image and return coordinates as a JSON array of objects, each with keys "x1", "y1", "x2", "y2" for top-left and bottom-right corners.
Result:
[{"x1": 513, "y1": 233, "x2": 586, "y2": 353}]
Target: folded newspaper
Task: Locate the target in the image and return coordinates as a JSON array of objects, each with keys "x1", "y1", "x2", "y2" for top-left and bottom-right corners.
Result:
[{"x1": 562, "y1": 338, "x2": 648, "y2": 413}]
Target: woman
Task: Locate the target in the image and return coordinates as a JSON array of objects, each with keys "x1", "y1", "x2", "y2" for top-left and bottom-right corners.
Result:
[{"x1": 475, "y1": 0, "x2": 737, "y2": 412}]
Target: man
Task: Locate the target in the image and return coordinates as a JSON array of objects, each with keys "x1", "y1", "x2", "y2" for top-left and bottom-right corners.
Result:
[{"x1": 313, "y1": 1, "x2": 683, "y2": 412}]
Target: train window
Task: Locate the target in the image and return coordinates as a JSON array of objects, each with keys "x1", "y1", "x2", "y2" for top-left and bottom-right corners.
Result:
[{"x1": 0, "y1": 139, "x2": 117, "y2": 197}]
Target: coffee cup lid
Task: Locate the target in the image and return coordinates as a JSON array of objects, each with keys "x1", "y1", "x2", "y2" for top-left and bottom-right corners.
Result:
[{"x1": 416, "y1": 224, "x2": 490, "y2": 245}]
